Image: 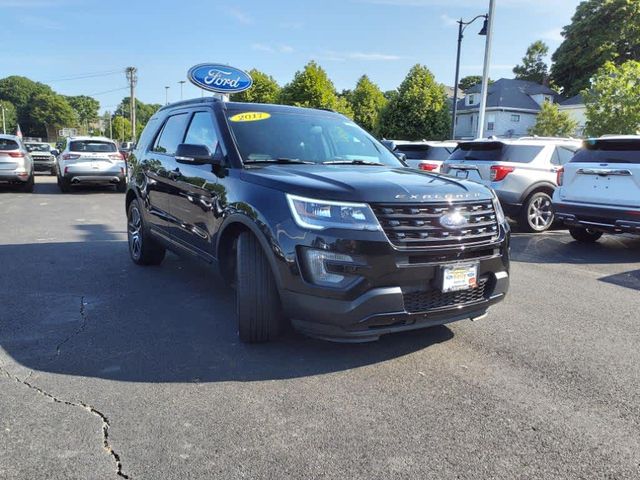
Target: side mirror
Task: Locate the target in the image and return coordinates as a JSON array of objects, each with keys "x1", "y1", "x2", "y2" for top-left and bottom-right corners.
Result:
[
  {"x1": 395, "y1": 152, "x2": 407, "y2": 162},
  {"x1": 51, "y1": 149, "x2": 59, "y2": 156},
  {"x1": 26, "y1": 146, "x2": 33, "y2": 152},
  {"x1": 175, "y1": 143, "x2": 221, "y2": 166}
]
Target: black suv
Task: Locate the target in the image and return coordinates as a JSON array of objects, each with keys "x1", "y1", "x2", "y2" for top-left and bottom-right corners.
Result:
[{"x1": 126, "y1": 99, "x2": 510, "y2": 342}]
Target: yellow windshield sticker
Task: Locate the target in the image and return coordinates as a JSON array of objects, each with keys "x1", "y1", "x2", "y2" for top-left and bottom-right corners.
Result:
[{"x1": 229, "y1": 112, "x2": 271, "y2": 122}]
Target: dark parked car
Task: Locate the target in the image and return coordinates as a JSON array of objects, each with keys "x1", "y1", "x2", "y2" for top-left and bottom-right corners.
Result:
[{"x1": 125, "y1": 99, "x2": 510, "y2": 343}]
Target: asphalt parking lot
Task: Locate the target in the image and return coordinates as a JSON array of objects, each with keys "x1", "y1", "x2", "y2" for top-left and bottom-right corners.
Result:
[{"x1": 1, "y1": 176, "x2": 639, "y2": 480}]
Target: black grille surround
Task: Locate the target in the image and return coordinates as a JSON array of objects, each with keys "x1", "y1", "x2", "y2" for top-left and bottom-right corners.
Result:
[
  {"x1": 403, "y1": 278, "x2": 489, "y2": 313},
  {"x1": 372, "y1": 200, "x2": 499, "y2": 249}
]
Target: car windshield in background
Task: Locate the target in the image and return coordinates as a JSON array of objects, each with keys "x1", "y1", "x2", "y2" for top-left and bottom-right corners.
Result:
[
  {"x1": 0, "y1": 139, "x2": 19, "y2": 150},
  {"x1": 450, "y1": 143, "x2": 543, "y2": 163},
  {"x1": 70, "y1": 141, "x2": 117, "y2": 153},
  {"x1": 397, "y1": 145, "x2": 452, "y2": 161},
  {"x1": 226, "y1": 110, "x2": 403, "y2": 167},
  {"x1": 26, "y1": 143, "x2": 51, "y2": 152},
  {"x1": 572, "y1": 140, "x2": 640, "y2": 164}
]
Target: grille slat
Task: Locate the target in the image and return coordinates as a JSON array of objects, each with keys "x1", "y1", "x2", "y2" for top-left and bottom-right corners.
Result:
[
  {"x1": 373, "y1": 200, "x2": 499, "y2": 249},
  {"x1": 403, "y1": 279, "x2": 489, "y2": 313}
]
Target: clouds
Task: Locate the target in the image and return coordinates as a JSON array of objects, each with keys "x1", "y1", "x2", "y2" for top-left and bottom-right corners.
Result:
[
  {"x1": 252, "y1": 43, "x2": 295, "y2": 54},
  {"x1": 540, "y1": 27, "x2": 564, "y2": 43},
  {"x1": 223, "y1": 7, "x2": 253, "y2": 25}
]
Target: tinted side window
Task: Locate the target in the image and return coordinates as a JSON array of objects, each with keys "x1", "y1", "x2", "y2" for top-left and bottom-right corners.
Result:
[
  {"x1": 138, "y1": 117, "x2": 160, "y2": 153},
  {"x1": 500, "y1": 145, "x2": 544, "y2": 163},
  {"x1": 556, "y1": 146, "x2": 575, "y2": 165},
  {"x1": 184, "y1": 111, "x2": 219, "y2": 151},
  {"x1": 153, "y1": 113, "x2": 189, "y2": 155}
]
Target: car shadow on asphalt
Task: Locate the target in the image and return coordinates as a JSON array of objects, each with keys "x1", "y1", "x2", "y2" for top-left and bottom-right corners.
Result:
[{"x1": 0, "y1": 240, "x2": 454, "y2": 384}]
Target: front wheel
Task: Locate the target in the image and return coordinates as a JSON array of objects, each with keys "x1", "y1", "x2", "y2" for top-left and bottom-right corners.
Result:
[
  {"x1": 116, "y1": 179, "x2": 127, "y2": 193},
  {"x1": 236, "y1": 231, "x2": 282, "y2": 343},
  {"x1": 519, "y1": 191, "x2": 554, "y2": 233},
  {"x1": 569, "y1": 227, "x2": 603, "y2": 243},
  {"x1": 127, "y1": 199, "x2": 166, "y2": 265}
]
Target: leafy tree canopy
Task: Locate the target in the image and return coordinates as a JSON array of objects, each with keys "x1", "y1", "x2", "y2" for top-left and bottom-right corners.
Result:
[
  {"x1": 378, "y1": 64, "x2": 450, "y2": 141},
  {"x1": 551, "y1": 0, "x2": 640, "y2": 96},
  {"x1": 233, "y1": 69, "x2": 280, "y2": 104},
  {"x1": 347, "y1": 75, "x2": 387, "y2": 134},
  {"x1": 279, "y1": 61, "x2": 353, "y2": 116},
  {"x1": 513, "y1": 41, "x2": 549, "y2": 84},
  {"x1": 529, "y1": 101, "x2": 578, "y2": 137},
  {"x1": 0, "y1": 76, "x2": 54, "y2": 137},
  {"x1": 66, "y1": 95, "x2": 100, "y2": 125},
  {"x1": 584, "y1": 60, "x2": 640, "y2": 136},
  {"x1": 0, "y1": 100, "x2": 18, "y2": 134},
  {"x1": 458, "y1": 75, "x2": 482, "y2": 92},
  {"x1": 111, "y1": 116, "x2": 132, "y2": 142}
]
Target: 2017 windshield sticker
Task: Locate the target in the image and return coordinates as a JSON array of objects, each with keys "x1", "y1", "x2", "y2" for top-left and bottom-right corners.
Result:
[{"x1": 229, "y1": 112, "x2": 271, "y2": 122}]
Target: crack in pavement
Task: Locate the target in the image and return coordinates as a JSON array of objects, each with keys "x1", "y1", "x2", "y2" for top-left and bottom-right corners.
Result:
[
  {"x1": 0, "y1": 366, "x2": 130, "y2": 479},
  {"x1": 55, "y1": 296, "x2": 89, "y2": 357}
]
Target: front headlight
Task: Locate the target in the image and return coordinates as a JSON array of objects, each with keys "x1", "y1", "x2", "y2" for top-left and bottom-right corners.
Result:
[
  {"x1": 491, "y1": 191, "x2": 506, "y2": 225},
  {"x1": 286, "y1": 194, "x2": 381, "y2": 231}
]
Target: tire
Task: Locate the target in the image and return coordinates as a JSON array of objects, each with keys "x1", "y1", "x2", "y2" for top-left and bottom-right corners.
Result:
[
  {"x1": 20, "y1": 175, "x2": 34, "y2": 193},
  {"x1": 569, "y1": 227, "x2": 603, "y2": 243},
  {"x1": 58, "y1": 177, "x2": 71, "y2": 193},
  {"x1": 127, "y1": 199, "x2": 166, "y2": 265},
  {"x1": 518, "y1": 191, "x2": 554, "y2": 233},
  {"x1": 50, "y1": 167, "x2": 56, "y2": 176},
  {"x1": 116, "y1": 179, "x2": 127, "y2": 193},
  {"x1": 236, "y1": 231, "x2": 282, "y2": 343}
]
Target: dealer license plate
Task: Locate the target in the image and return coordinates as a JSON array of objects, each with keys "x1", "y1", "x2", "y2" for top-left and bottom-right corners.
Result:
[{"x1": 441, "y1": 263, "x2": 478, "y2": 293}]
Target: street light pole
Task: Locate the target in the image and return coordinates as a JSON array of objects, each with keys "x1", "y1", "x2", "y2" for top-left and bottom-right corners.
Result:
[
  {"x1": 178, "y1": 80, "x2": 186, "y2": 100},
  {"x1": 477, "y1": 0, "x2": 496, "y2": 139},
  {"x1": 165, "y1": 86, "x2": 170, "y2": 105},
  {"x1": 450, "y1": 14, "x2": 488, "y2": 139}
]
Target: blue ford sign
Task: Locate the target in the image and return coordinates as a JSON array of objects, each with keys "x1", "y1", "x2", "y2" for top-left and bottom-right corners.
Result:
[{"x1": 187, "y1": 64, "x2": 253, "y2": 94}]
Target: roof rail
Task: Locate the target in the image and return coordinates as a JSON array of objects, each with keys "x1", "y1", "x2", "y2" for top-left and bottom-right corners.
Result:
[
  {"x1": 517, "y1": 135, "x2": 575, "y2": 141},
  {"x1": 158, "y1": 96, "x2": 220, "y2": 112}
]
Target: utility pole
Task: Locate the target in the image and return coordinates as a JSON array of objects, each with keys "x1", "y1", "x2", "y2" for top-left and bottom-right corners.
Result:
[
  {"x1": 125, "y1": 67, "x2": 138, "y2": 144},
  {"x1": 1, "y1": 104, "x2": 5, "y2": 134},
  {"x1": 477, "y1": 0, "x2": 495, "y2": 139},
  {"x1": 178, "y1": 80, "x2": 186, "y2": 100},
  {"x1": 165, "y1": 86, "x2": 170, "y2": 105}
]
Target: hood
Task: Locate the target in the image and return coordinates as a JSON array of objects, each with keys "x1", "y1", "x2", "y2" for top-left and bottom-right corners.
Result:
[{"x1": 240, "y1": 165, "x2": 493, "y2": 203}]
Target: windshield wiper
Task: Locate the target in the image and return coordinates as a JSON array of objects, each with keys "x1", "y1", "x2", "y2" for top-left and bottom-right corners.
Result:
[
  {"x1": 323, "y1": 159, "x2": 386, "y2": 166},
  {"x1": 244, "y1": 158, "x2": 315, "y2": 165}
]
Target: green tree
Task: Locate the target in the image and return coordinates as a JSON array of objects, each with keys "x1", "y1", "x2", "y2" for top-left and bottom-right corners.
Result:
[
  {"x1": 529, "y1": 101, "x2": 578, "y2": 137},
  {"x1": 232, "y1": 69, "x2": 280, "y2": 103},
  {"x1": 0, "y1": 75, "x2": 54, "y2": 137},
  {"x1": 458, "y1": 75, "x2": 483, "y2": 92},
  {"x1": 551, "y1": 0, "x2": 640, "y2": 96},
  {"x1": 377, "y1": 64, "x2": 450, "y2": 140},
  {"x1": 0, "y1": 100, "x2": 18, "y2": 134},
  {"x1": 31, "y1": 94, "x2": 78, "y2": 140},
  {"x1": 66, "y1": 95, "x2": 100, "y2": 133},
  {"x1": 347, "y1": 75, "x2": 387, "y2": 134},
  {"x1": 513, "y1": 41, "x2": 549, "y2": 84},
  {"x1": 279, "y1": 61, "x2": 353, "y2": 116},
  {"x1": 584, "y1": 60, "x2": 640, "y2": 136},
  {"x1": 111, "y1": 116, "x2": 132, "y2": 142}
]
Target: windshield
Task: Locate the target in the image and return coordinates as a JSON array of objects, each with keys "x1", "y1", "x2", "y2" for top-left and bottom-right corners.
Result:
[
  {"x1": 0, "y1": 139, "x2": 19, "y2": 151},
  {"x1": 572, "y1": 140, "x2": 640, "y2": 164},
  {"x1": 70, "y1": 140, "x2": 117, "y2": 153},
  {"x1": 396, "y1": 145, "x2": 453, "y2": 161},
  {"x1": 449, "y1": 142, "x2": 543, "y2": 163},
  {"x1": 226, "y1": 109, "x2": 403, "y2": 167},
  {"x1": 26, "y1": 143, "x2": 51, "y2": 152}
]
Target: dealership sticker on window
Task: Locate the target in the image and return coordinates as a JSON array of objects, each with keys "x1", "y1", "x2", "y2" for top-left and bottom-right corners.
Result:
[{"x1": 229, "y1": 112, "x2": 271, "y2": 122}]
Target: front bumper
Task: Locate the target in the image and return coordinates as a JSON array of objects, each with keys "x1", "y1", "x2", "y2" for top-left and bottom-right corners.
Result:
[
  {"x1": 33, "y1": 158, "x2": 56, "y2": 171},
  {"x1": 555, "y1": 201, "x2": 640, "y2": 234},
  {"x1": 282, "y1": 246, "x2": 510, "y2": 342}
]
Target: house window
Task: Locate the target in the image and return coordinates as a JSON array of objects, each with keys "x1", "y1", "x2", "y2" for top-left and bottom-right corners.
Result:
[
  {"x1": 470, "y1": 115, "x2": 474, "y2": 127},
  {"x1": 487, "y1": 114, "x2": 495, "y2": 131},
  {"x1": 467, "y1": 94, "x2": 475, "y2": 105},
  {"x1": 511, "y1": 114, "x2": 520, "y2": 122}
]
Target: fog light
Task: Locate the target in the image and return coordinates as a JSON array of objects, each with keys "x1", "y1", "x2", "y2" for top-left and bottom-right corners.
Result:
[{"x1": 304, "y1": 249, "x2": 354, "y2": 286}]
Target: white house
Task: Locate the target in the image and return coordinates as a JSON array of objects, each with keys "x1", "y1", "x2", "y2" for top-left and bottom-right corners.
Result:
[{"x1": 558, "y1": 94, "x2": 587, "y2": 137}]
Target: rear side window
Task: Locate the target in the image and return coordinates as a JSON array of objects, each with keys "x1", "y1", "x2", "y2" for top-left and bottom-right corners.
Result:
[
  {"x1": 396, "y1": 145, "x2": 453, "y2": 161},
  {"x1": 184, "y1": 111, "x2": 219, "y2": 151},
  {"x1": 153, "y1": 113, "x2": 189, "y2": 155},
  {"x1": 0, "y1": 139, "x2": 19, "y2": 150},
  {"x1": 555, "y1": 146, "x2": 576, "y2": 165},
  {"x1": 69, "y1": 141, "x2": 117, "y2": 153},
  {"x1": 450, "y1": 143, "x2": 543, "y2": 163},
  {"x1": 572, "y1": 140, "x2": 640, "y2": 164}
]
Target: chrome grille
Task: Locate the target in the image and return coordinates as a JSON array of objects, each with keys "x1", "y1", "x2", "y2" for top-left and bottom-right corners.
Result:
[
  {"x1": 372, "y1": 200, "x2": 499, "y2": 249},
  {"x1": 403, "y1": 278, "x2": 489, "y2": 313}
]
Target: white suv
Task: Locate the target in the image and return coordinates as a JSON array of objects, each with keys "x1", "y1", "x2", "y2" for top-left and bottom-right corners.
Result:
[
  {"x1": 389, "y1": 140, "x2": 458, "y2": 173},
  {"x1": 554, "y1": 136, "x2": 640, "y2": 242},
  {"x1": 56, "y1": 136, "x2": 126, "y2": 193}
]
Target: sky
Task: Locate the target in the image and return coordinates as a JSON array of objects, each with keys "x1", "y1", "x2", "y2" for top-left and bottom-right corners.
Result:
[{"x1": 1, "y1": 0, "x2": 581, "y2": 114}]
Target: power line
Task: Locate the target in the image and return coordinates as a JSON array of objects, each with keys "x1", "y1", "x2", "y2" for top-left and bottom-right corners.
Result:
[
  {"x1": 44, "y1": 69, "x2": 124, "y2": 83},
  {"x1": 84, "y1": 86, "x2": 129, "y2": 97}
]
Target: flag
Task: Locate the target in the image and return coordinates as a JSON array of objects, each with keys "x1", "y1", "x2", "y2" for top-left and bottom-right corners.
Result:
[{"x1": 15, "y1": 124, "x2": 22, "y2": 138}]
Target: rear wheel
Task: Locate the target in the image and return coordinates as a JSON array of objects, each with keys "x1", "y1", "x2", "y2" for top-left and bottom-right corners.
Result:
[
  {"x1": 569, "y1": 227, "x2": 603, "y2": 243},
  {"x1": 519, "y1": 191, "x2": 554, "y2": 233},
  {"x1": 116, "y1": 179, "x2": 127, "y2": 193},
  {"x1": 58, "y1": 176, "x2": 71, "y2": 193},
  {"x1": 50, "y1": 167, "x2": 56, "y2": 176},
  {"x1": 127, "y1": 199, "x2": 166, "y2": 265},
  {"x1": 236, "y1": 231, "x2": 282, "y2": 343}
]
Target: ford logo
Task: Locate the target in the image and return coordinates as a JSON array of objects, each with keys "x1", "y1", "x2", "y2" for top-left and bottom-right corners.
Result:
[
  {"x1": 187, "y1": 63, "x2": 253, "y2": 94},
  {"x1": 440, "y1": 212, "x2": 468, "y2": 229}
]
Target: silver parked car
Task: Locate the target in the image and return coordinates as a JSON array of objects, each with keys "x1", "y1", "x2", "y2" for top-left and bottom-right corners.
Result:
[
  {"x1": 25, "y1": 141, "x2": 57, "y2": 175},
  {"x1": 390, "y1": 140, "x2": 458, "y2": 172},
  {"x1": 442, "y1": 137, "x2": 581, "y2": 232},
  {"x1": 0, "y1": 134, "x2": 34, "y2": 192},
  {"x1": 56, "y1": 136, "x2": 126, "y2": 193}
]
